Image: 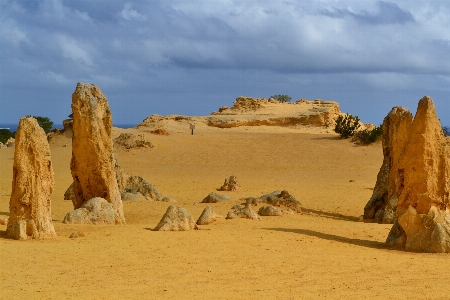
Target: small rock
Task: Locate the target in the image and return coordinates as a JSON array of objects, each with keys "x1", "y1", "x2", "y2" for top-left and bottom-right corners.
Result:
[
  {"x1": 196, "y1": 206, "x2": 223, "y2": 225},
  {"x1": 69, "y1": 232, "x2": 87, "y2": 238},
  {"x1": 154, "y1": 206, "x2": 198, "y2": 231},
  {"x1": 161, "y1": 197, "x2": 177, "y2": 202},
  {"x1": 201, "y1": 193, "x2": 231, "y2": 203},
  {"x1": 0, "y1": 218, "x2": 8, "y2": 226},
  {"x1": 121, "y1": 192, "x2": 146, "y2": 201},
  {"x1": 258, "y1": 205, "x2": 282, "y2": 216}
]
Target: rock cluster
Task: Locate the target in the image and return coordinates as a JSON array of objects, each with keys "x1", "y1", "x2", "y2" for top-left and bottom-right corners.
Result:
[
  {"x1": 68, "y1": 83, "x2": 125, "y2": 224},
  {"x1": 154, "y1": 206, "x2": 198, "y2": 231},
  {"x1": 226, "y1": 204, "x2": 260, "y2": 220},
  {"x1": 218, "y1": 176, "x2": 241, "y2": 191},
  {"x1": 6, "y1": 117, "x2": 57, "y2": 240},
  {"x1": 379, "y1": 96, "x2": 450, "y2": 252},
  {"x1": 244, "y1": 190, "x2": 302, "y2": 213},
  {"x1": 115, "y1": 163, "x2": 162, "y2": 201}
]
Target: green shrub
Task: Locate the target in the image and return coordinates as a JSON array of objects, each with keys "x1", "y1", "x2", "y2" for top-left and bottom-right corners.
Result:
[
  {"x1": 26, "y1": 116, "x2": 54, "y2": 133},
  {"x1": 270, "y1": 95, "x2": 292, "y2": 102},
  {"x1": 352, "y1": 125, "x2": 383, "y2": 145},
  {"x1": 334, "y1": 114, "x2": 361, "y2": 138},
  {"x1": 0, "y1": 129, "x2": 15, "y2": 144}
]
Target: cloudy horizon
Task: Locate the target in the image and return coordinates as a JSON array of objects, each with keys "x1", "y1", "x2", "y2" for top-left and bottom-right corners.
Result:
[{"x1": 1, "y1": 0, "x2": 449, "y2": 126}]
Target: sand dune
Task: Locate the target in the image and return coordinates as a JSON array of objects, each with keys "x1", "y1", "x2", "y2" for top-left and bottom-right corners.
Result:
[{"x1": 1, "y1": 120, "x2": 448, "y2": 299}]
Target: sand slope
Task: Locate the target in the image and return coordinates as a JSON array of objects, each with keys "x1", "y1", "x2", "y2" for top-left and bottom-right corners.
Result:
[{"x1": 1, "y1": 123, "x2": 448, "y2": 299}]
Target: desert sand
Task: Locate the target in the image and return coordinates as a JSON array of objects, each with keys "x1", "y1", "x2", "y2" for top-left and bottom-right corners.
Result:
[{"x1": 1, "y1": 116, "x2": 449, "y2": 299}]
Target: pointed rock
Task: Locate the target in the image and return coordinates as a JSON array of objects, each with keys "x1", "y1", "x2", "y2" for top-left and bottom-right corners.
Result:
[
  {"x1": 69, "y1": 83, "x2": 125, "y2": 224},
  {"x1": 385, "y1": 96, "x2": 450, "y2": 252},
  {"x1": 154, "y1": 206, "x2": 198, "y2": 231},
  {"x1": 197, "y1": 206, "x2": 223, "y2": 225},
  {"x1": 6, "y1": 117, "x2": 57, "y2": 240},
  {"x1": 364, "y1": 106, "x2": 413, "y2": 222}
]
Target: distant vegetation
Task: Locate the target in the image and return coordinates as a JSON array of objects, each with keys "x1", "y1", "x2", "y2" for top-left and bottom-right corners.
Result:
[
  {"x1": 0, "y1": 129, "x2": 15, "y2": 144},
  {"x1": 26, "y1": 116, "x2": 54, "y2": 133},
  {"x1": 334, "y1": 114, "x2": 361, "y2": 138},
  {"x1": 270, "y1": 95, "x2": 292, "y2": 102},
  {"x1": 443, "y1": 126, "x2": 450, "y2": 136},
  {"x1": 352, "y1": 125, "x2": 383, "y2": 145}
]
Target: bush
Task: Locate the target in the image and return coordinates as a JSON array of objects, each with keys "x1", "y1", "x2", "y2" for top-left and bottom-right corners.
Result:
[
  {"x1": 270, "y1": 95, "x2": 292, "y2": 102},
  {"x1": 26, "y1": 116, "x2": 54, "y2": 133},
  {"x1": 443, "y1": 126, "x2": 449, "y2": 136},
  {"x1": 334, "y1": 114, "x2": 361, "y2": 138},
  {"x1": 352, "y1": 125, "x2": 383, "y2": 145},
  {"x1": 0, "y1": 129, "x2": 15, "y2": 144}
]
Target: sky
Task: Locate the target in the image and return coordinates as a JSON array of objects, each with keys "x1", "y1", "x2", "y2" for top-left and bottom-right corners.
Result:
[{"x1": 0, "y1": 0, "x2": 449, "y2": 126}]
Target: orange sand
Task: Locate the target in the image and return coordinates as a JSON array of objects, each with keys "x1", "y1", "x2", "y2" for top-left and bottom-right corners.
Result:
[{"x1": 1, "y1": 124, "x2": 448, "y2": 299}]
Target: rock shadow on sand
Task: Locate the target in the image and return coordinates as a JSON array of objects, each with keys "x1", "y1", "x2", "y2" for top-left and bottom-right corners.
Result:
[
  {"x1": 264, "y1": 228, "x2": 385, "y2": 250},
  {"x1": 302, "y1": 208, "x2": 360, "y2": 222}
]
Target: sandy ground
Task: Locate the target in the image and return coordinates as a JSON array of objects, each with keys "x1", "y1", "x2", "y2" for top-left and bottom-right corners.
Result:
[{"x1": 1, "y1": 123, "x2": 449, "y2": 300}]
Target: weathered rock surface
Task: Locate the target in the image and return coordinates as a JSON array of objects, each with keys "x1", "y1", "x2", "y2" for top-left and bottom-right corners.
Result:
[
  {"x1": 243, "y1": 190, "x2": 302, "y2": 213},
  {"x1": 218, "y1": 176, "x2": 241, "y2": 191},
  {"x1": 383, "y1": 96, "x2": 450, "y2": 252},
  {"x1": 364, "y1": 106, "x2": 412, "y2": 223},
  {"x1": 0, "y1": 218, "x2": 8, "y2": 225},
  {"x1": 114, "y1": 133, "x2": 154, "y2": 150},
  {"x1": 6, "y1": 117, "x2": 57, "y2": 240},
  {"x1": 154, "y1": 206, "x2": 198, "y2": 231},
  {"x1": 70, "y1": 83, "x2": 125, "y2": 223},
  {"x1": 226, "y1": 204, "x2": 260, "y2": 220},
  {"x1": 258, "y1": 205, "x2": 283, "y2": 216},
  {"x1": 63, "y1": 197, "x2": 117, "y2": 224},
  {"x1": 196, "y1": 205, "x2": 223, "y2": 225},
  {"x1": 64, "y1": 183, "x2": 74, "y2": 201},
  {"x1": 201, "y1": 193, "x2": 231, "y2": 203}
]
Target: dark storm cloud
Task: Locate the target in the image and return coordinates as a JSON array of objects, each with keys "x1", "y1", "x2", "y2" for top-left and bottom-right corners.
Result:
[
  {"x1": 322, "y1": 1, "x2": 415, "y2": 25},
  {"x1": 0, "y1": 0, "x2": 449, "y2": 126}
]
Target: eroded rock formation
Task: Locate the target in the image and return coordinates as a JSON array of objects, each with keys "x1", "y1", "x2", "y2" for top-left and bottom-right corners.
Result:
[
  {"x1": 6, "y1": 117, "x2": 57, "y2": 240},
  {"x1": 218, "y1": 176, "x2": 241, "y2": 191},
  {"x1": 382, "y1": 96, "x2": 450, "y2": 252},
  {"x1": 364, "y1": 107, "x2": 413, "y2": 223},
  {"x1": 69, "y1": 83, "x2": 125, "y2": 224},
  {"x1": 154, "y1": 206, "x2": 198, "y2": 231}
]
